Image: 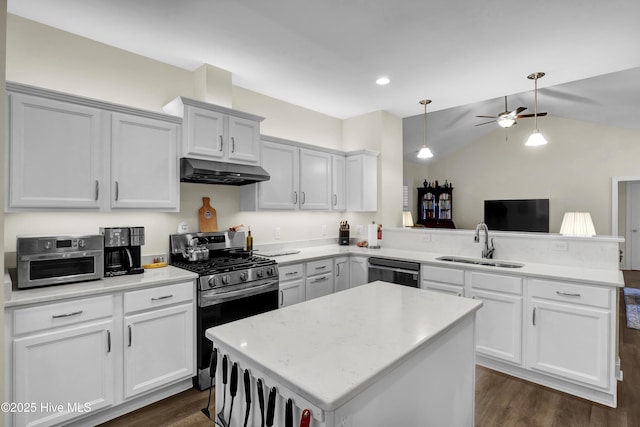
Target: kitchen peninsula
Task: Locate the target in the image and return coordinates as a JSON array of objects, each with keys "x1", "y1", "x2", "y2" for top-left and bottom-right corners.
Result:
[{"x1": 206, "y1": 281, "x2": 483, "y2": 427}]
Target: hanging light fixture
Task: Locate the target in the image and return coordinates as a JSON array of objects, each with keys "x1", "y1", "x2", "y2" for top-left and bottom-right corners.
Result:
[
  {"x1": 525, "y1": 72, "x2": 548, "y2": 146},
  {"x1": 417, "y1": 99, "x2": 433, "y2": 159}
]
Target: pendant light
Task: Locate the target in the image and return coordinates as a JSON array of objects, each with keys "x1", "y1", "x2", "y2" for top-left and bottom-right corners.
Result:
[
  {"x1": 417, "y1": 99, "x2": 434, "y2": 159},
  {"x1": 525, "y1": 72, "x2": 548, "y2": 146}
]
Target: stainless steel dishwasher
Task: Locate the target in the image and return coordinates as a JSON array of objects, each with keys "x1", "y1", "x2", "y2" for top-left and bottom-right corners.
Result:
[{"x1": 368, "y1": 257, "x2": 420, "y2": 287}]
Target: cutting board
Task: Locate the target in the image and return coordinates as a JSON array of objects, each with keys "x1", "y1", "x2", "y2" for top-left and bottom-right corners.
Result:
[{"x1": 198, "y1": 197, "x2": 218, "y2": 232}]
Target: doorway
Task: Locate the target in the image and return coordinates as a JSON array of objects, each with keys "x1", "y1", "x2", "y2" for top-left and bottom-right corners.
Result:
[{"x1": 612, "y1": 176, "x2": 640, "y2": 270}]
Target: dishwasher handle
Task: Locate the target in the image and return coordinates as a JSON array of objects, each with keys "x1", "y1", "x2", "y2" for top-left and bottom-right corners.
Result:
[{"x1": 368, "y1": 263, "x2": 420, "y2": 276}]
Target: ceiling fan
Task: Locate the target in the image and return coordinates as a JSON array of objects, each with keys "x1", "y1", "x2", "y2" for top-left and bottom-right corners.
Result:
[{"x1": 475, "y1": 96, "x2": 547, "y2": 128}]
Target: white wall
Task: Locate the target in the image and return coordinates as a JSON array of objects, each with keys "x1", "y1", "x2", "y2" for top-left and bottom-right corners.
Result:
[
  {"x1": 4, "y1": 15, "x2": 403, "y2": 255},
  {"x1": 404, "y1": 115, "x2": 640, "y2": 235}
]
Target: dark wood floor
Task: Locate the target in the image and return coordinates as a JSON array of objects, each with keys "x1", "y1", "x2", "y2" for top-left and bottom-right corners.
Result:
[{"x1": 101, "y1": 271, "x2": 640, "y2": 427}]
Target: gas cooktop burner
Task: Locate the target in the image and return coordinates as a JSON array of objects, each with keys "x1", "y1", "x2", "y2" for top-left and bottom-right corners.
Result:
[{"x1": 171, "y1": 255, "x2": 275, "y2": 275}]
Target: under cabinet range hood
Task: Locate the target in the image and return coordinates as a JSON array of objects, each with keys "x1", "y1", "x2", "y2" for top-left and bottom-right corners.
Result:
[{"x1": 180, "y1": 158, "x2": 270, "y2": 186}]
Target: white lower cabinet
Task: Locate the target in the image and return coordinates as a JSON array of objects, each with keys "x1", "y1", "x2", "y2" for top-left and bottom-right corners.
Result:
[
  {"x1": 334, "y1": 256, "x2": 350, "y2": 292},
  {"x1": 305, "y1": 259, "x2": 334, "y2": 300},
  {"x1": 421, "y1": 265, "x2": 465, "y2": 296},
  {"x1": 278, "y1": 263, "x2": 305, "y2": 308},
  {"x1": 123, "y1": 282, "x2": 194, "y2": 398},
  {"x1": 10, "y1": 296, "x2": 115, "y2": 427},
  {"x1": 469, "y1": 272, "x2": 523, "y2": 365},
  {"x1": 6, "y1": 281, "x2": 196, "y2": 427},
  {"x1": 349, "y1": 256, "x2": 369, "y2": 287},
  {"x1": 526, "y1": 278, "x2": 611, "y2": 388}
]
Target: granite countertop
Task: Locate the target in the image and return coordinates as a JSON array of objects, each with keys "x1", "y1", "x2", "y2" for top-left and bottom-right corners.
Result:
[
  {"x1": 206, "y1": 280, "x2": 482, "y2": 411},
  {"x1": 260, "y1": 245, "x2": 625, "y2": 287},
  {"x1": 4, "y1": 266, "x2": 198, "y2": 308}
]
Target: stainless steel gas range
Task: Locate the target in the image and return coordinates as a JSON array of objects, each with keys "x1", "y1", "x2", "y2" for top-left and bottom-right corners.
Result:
[{"x1": 169, "y1": 231, "x2": 279, "y2": 390}]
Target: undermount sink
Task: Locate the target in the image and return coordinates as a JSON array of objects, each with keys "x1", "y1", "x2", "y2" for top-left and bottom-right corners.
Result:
[{"x1": 436, "y1": 256, "x2": 524, "y2": 269}]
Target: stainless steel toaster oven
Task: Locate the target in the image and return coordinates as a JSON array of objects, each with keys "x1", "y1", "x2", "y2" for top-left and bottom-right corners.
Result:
[{"x1": 16, "y1": 234, "x2": 104, "y2": 289}]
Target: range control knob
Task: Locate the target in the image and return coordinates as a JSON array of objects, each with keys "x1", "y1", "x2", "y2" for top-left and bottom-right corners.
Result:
[
  {"x1": 222, "y1": 275, "x2": 230, "y2": 285},
  {"x1": 43, "y1": 241, "x2": 53, "y2": 250},
  {"x1": 256, "y1": 269, "x2": 264, "y2": 278},
  {"x1": 240, "y1": 271, "x2": 248, "y2": 281},
  {"x1": 208, "y1": 276, "x2": 220, "y2": 288},
  {"x1": 267, "y1": 267, "x2": 275, "y2": 276},
  {"x1": 77, "y1": 239, "x2": 86, "y2": 248}
]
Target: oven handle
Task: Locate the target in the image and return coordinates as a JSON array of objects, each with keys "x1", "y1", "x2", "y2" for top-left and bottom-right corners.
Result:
[
  {"x1": 200, "y1": 280, "x2": 279, "y2": 306},
  {"x1": 20, "y1": 250, "x2": 103, "y2": 262},
  {"x1": 369, "y1": 264, "x2": 420, "y2": 276}
]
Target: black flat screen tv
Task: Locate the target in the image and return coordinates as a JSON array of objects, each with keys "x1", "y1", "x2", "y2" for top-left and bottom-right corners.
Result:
[{"x1": 484, "y1": 199, "x2": 549, "y2": 232}]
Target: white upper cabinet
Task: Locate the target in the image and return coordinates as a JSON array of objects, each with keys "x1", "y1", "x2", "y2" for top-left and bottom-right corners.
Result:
[
  {"x1": 299, "y1": 148, "x2": 331, "y2": 210},
  {"x1": 331, "y1": 154, "x2": 346, "y2": 211},
  {"x1": 7, "y1": 92, "x2": 104, "y2": 209},
  {"x1": 346, "y1": 151, "x2": 378, "y2": 212},
  {"x1": 184, "y1": 106, "x2": 225, "y2": 159},
  {"x1": 240, "y1": 136, "x2": 378, "y2": 212},
  {"x1": 258, "y1": 141, "x2": 300, "y2": 209},
  {"x1": 163, "y1": 97, "x2": 263, "y2": 164},
  {"x1": 110, "y1": 113, "x2": 179, "y2": 209},
  {"x1": 6, "y1": 83, "x2": 181, "y2": 212}
]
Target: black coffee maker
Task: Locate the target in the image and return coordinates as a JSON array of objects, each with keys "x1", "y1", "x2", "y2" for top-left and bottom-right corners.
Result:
[{"x1": 101, "y1": 227, "x2": 145, "y2": 277}]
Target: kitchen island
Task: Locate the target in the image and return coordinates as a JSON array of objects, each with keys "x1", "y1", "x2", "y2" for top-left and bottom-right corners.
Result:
[{"x1": 206, "y1": 280, "x2": 482, "y2": 427}]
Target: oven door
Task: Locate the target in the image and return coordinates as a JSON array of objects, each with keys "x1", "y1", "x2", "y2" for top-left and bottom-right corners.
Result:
[
  {"x1": 195, "y1": 279, "x2": 278, "y2": 389},
  {"x1": 368, "y1": 257, "x2": 420, "y2": 288},
  {"x1": 17, "y1": 251, "x2": 104, "y2": 289}
]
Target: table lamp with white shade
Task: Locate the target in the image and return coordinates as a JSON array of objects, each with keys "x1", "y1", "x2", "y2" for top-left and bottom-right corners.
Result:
[{"x1": 559, "y1": 212, "x2": 596, "y2": 236}]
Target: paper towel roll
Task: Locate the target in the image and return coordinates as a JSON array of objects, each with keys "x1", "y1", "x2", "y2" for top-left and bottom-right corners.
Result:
[{"x1": 368, "y1": 223, "x2": 379, "y2": 248}]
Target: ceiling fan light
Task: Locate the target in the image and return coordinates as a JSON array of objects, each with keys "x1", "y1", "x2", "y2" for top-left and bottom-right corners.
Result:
[
  {"x1": 498, "y1": 117, "x2": 516, "y2": 128},
  {"x1": 417, "y1": 146, "x2": 433, "y2": 158},
  {"x1": 525, "y1": 130, "x2": 548, "y2": 146}
]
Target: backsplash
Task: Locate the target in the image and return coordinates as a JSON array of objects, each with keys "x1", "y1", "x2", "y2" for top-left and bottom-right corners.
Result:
[{"x1": 383, "y1": 228, "x2": 622, "y2": 270}]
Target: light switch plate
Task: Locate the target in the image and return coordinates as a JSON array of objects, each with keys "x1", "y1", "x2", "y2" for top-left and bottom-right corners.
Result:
[
  {"x1": 275, "y1": 226, "x2": 281, "y2": 240},
  {"x1": 552, "y1": 241, "x2": 568, "y2": 251}
]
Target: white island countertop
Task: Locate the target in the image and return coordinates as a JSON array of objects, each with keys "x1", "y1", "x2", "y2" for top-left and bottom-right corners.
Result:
[{"x1": 206, "y1": 280, "x2": 482, "y2": 412}]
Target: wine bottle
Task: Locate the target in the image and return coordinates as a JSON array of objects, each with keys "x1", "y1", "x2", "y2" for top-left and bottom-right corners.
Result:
[{"x1": 246, "y1": 226, "x2": 253, "y2": 253}]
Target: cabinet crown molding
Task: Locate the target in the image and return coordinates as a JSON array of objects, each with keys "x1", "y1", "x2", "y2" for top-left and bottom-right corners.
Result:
[
  {"x1": 6, "y1": 81, "x2": 182, "y2": 124},
  {"x1": 163, "y1": 96, "x2": 265, "y2": 122}
]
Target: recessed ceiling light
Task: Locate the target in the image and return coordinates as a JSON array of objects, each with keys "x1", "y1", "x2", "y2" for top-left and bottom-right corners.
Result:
[{"x1": 376, "y1": 76, "x2": 390, "y2": 85}]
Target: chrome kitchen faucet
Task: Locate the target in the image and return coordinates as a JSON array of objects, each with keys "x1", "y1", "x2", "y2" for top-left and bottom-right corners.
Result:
[{"x1": 474, "y1": 223, "x2": 495, "y2": 259}]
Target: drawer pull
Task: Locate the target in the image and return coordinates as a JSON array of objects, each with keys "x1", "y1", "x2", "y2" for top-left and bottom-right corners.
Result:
[
  {"x1": 151, "y1": 294, "x2": 173, "y2": 301},
  {"x1": 52, "y1": 310, "x2": 83, "y2": 319},
  {"x1": 312, "y1": 276, "x2": 328, "y2": 283},
  {"x1": 556, "y1": 291, "x2": 581, "y2": 297},
  {"x1": 315, "y1": 265, "x2": 327, "y2": 270},
  {"x1": 285, "y1": 271, "x2": 299, "y2": 276},
  {"x1": 107, "y1": 330, "x2": 111, "y2": 353}
]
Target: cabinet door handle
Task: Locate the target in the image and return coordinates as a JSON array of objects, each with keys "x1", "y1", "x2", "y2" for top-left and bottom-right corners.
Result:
[
  {"x1": 336, "y1": 264, "x2": 341, "y2": 277},
  {"x1": 333, "y1": 194, "x2": 337, "y2": 206},
  {"x1": 107, "y1": 330, "x2": 111, "y2": 353},
  {"x1": 532, "y1": 307, "x2": 537, "y2": 326},
  {"x1": 115, "y1": 181, "x2": 119, "y2": 201},
  {"x1": 52, "y1": 310, "x2": 83, "y2": 319},
  {"x1": 231, "y1": 137, "x2": 235, "y2": 153},
  {"x1": 556, "y1": 291, "x2": 581, "y2": 297},
  {"x1": 151, "y1": 294, "x2": 173, "y2": 301},
  {"x1": 219, "y1": 135, "x2": 224, "y2": 152},
  {"x1": 301, "y1": 192, "x2": 306, "y2": 204},
  {"x1": 128, "y1": 325, "x2": 132, "y2": 347},
  {"x1": 95, "y1": 180, "x2": 100, "y2": 201},
  {"x1": 293, "y1": 191, "x2": 298, "y2": 204},
  {"x1": 279, "y1": 290, "x2": 283, "y2": 306}
]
